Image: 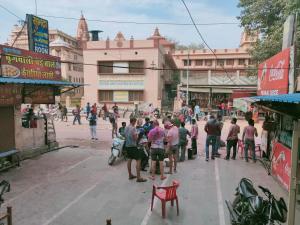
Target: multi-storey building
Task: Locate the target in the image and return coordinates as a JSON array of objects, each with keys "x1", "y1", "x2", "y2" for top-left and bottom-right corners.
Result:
[
  {"x1": 173, "y1": 31, "x2": 258, "y2": 109},
  {"x1": 83, "y1": 28, "x2": 177, "y2": 109},
  {"x1": 6, "y1": 14, "x2": 89, "y2": 106}
]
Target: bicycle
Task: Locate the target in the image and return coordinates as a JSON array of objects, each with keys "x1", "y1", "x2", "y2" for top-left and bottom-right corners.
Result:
[{"x1": 257, "y1": 151, "x2": 275, "y2": 176}]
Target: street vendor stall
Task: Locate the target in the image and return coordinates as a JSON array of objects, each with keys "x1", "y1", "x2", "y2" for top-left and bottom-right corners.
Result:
[{"x1": 0, "y1": 44, "x2": 82, "y2": 162}]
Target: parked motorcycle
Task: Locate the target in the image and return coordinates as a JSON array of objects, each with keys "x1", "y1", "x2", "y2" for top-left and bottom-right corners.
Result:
[
  {"x1": 108, "y1": 135, "x2": 126, "y2": 166},
  {"x1": 225, "y1": 178, "x2": 287, "y2": 225}
]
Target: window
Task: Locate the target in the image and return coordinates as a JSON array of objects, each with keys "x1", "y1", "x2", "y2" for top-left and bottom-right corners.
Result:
[
  {"x1": 226, "y1": 59, "x2": 234, "y2": 66},
  {"x1": 113, "y1": 62, "x2": 129, "y2": 74},
  {"x1": 216, "y1": 59, "x2": 225, "y2": 66},
  {"x1": 129, "y1": 91, "x2": 143, "y2": 101},
  {"x1": 205, "y1": 59, "x2": 212, "y2": 66},
  {"x1": 195, "y1": 60, "x2": 203, "y2": 66},
  {"x1": 74, "y1": 54, "x2": 78, "y2": 60},
  {"x1": 183, "y1": 59, "x2": 191, "y2": 66},
  {"x1": 99, "y1": 90, "x2": 113, "y2": 101},
  {"x1": 73, "y1": 64, "x2": 83, "y2": 72},
  {"x1": 68, "y1": 63, "x2": 72, "y2": 71},
  {"x1": 249, "y1": 59, "x2": 255, "y2": 65},
  {"x1": 238, "y1": 59, "x2": 245, "y2": 65},
  {"x1": 129, "y1": 61, "x2": 144, "y2": 73},
  {"x1": 98, "y1": 61, "x2": 113, "y2": 74},
  {"x1": 68, "y1": 76, "x2": 72, "y2": 82}
]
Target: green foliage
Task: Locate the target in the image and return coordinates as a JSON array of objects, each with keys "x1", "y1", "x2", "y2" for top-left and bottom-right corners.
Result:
[{"x1": 237, "y1": 0, "x2": 300, "y2": 63}]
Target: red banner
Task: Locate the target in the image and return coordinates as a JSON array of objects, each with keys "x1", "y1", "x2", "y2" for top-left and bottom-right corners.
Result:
[
  {"x1": 0, "y1": 45, "x2": 61, "y2": 80},
  {"x1": 257, "y1": 48, "x2": 290, "y2": 95},
  {"x1": 271, "y1": 141, "x2": 291, "y2": 191}
]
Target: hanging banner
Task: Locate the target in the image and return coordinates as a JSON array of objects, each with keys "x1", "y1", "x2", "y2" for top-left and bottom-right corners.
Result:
[
  {"x1": 0, "y1": 45, "x2": 61, "y2": 80},
  {"x1": 272, "y1": 141, "x2": 291, "y2": 191},
  {"x1": 257, "y1": 48, "x2": 290, "y2": 95},
  {"x1": 113, "y1": 91, "x2": 128, "y2": 102},
  {"x1": 26, "y1": 14, "x2": 49, "y2": 54}
]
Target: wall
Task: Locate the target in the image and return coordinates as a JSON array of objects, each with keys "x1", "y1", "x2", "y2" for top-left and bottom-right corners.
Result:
[
  {"x1": 83, "y1": 47, "x2": 162, "y2": 108},
  {"x1": 14, "y1": 109, "x2": 46, "y2": 152}
]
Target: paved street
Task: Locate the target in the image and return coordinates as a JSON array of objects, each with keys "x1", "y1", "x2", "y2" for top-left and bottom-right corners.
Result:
[{"x1": 0, "y1": 118, "x2": 299, "y2": 225}]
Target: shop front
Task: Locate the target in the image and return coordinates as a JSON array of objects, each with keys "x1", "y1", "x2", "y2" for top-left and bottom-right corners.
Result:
[{"x1": 0, "y1": 45, "x2": 81, "y2": 159}]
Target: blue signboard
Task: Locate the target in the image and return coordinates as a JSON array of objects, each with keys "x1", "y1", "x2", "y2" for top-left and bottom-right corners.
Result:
[{"x1": 26, "y1": 14, "x2": 49, "y2": 54}]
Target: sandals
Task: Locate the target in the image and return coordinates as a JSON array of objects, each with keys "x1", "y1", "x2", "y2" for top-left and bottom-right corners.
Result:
[
  {"x1": 160, "y1": 176, "x2": 167, "y2": 180},
  {"x1": 149, "y1": 176, "x2": 155, "y2": 180},
  {"x1": 136, "y1": 178, "x2": 147, "y2": 182},
  {"x1": 129, "y1": 175, "x2": 137, "y2": 180}
]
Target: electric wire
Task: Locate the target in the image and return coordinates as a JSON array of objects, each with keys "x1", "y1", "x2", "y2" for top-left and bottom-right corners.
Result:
[
  {"x1": 0, "y1": 4, "x2": 24, "y2": 21},
  {"x1": 180, "y1": 0, "x2": 236, "y2": 83},
  {"x1": 0, "y1": 53, "x2": 293, "y2": 71},
  {"x1": 37, "y1": 14, "x2": 238, "y2": 26}
]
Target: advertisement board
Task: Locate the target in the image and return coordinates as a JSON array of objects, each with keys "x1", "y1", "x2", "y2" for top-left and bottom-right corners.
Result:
[
  {"x1": 0, "y1": 84, "x2": 22, "y2": 105},
  {"x1": 24, "y1": 86, "x2": 55, "y2": 104},
  {"x1": 257, "y1": 48, "x2": 290, "y2": 95},
  {"x1": 272, "y1": 141, "x2": 291, "y2": 191},
  {"x1": 0, "y1": 45, "x2": 61, "y2": 80},
  {"x1": 26, "y1": 14, "x2": 49, "y2": 54}
]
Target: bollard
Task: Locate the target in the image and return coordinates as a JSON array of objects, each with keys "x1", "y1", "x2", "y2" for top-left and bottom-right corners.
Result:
[{"x1": 7, "y1": 206, "x2": 12, "y2": 225}]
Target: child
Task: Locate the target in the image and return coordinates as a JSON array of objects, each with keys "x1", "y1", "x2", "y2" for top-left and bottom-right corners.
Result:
[{"x1": 118, "y1": 122, "x2": 126, "y2": 137}]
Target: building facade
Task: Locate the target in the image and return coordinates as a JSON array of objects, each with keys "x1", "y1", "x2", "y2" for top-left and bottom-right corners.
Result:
[
  {"x1": 173, "y1": 31, "x2": 258, "y2": 109},
  {"x1": 6, "y1": 15, "x2": 89, "y2": 107},
  {"x1": 83, "y1": 28, "x2": 177, "y2": 110}
]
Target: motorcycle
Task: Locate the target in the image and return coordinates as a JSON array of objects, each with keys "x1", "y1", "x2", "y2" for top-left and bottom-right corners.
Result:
[
  {"x1": 108, "y1": 135, "x2": 126, "y2": 166},
  {"x1": 225, "y1": 178, "x2": 287, "y2": 225}
]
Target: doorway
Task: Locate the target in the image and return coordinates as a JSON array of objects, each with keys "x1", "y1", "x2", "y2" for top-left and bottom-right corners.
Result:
[{"x1": 0, "y1": 106, "x2": 15, "y2": 152}]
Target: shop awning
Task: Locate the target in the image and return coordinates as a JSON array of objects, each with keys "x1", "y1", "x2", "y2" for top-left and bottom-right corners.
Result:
[
  {"x1": 251, "y1": 93, "x2": 300, "y2": 104},
  {"x1": 250, "y1": 93, "x2": 300, "y2": 118},
  {"x1": 0, "y1": 77, "x2": 83, "y2": 87}
]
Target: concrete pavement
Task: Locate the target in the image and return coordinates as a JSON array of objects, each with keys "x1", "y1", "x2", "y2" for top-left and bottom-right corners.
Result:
[{"x1": 0, "y1": 118, "x2": 298, "y2": 225}]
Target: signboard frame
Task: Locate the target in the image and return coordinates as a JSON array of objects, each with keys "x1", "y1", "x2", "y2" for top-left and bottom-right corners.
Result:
[
  {"x1": 26, "y1": 14, "x2": 49, "y2": 55},
  {"x1": 257, "y1": 48, "x2": 290, "y2": 96}
]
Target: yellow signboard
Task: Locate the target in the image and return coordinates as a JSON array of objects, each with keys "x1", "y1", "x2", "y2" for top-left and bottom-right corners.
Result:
[{"x1": 113, "y1": 91, "x2": 128, "y2": 102}]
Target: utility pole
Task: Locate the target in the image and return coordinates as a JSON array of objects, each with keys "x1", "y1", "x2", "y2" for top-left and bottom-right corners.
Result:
[{"x1": 186, "y1": 50, "x2": 190, "y2": 105}]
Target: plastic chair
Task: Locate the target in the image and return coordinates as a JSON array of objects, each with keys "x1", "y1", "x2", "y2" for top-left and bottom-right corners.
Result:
[
  {"x1": 151, "y1": 180, "x2": 180, "y2": 218},
  {"x1": 237, "y1": 139, "x2": 244, "y2": 158}
]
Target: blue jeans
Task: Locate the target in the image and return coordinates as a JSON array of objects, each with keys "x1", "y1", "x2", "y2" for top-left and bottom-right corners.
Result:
[
  {"x1": 244, "y1": 139, "x2": 255, "y2": 161},
  {"x1": 205, "y1": 135, "x2": 217, "y2": 159},
  {"x1": 216, "y1": 136, "x2": 221, "y2": 153}
]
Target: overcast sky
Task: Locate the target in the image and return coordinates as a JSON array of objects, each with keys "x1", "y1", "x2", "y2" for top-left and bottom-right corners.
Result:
[{"x1": 0, "y1": 0, "x2": 243, "y2": 49}]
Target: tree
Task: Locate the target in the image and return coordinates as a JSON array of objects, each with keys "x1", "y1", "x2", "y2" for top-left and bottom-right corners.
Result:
[
  {"x1": 165, "y1": 37, "x2": 204, "y2": 50},
  {"x1": 237, "y1": 0, "x2": 300, "y2": 63}
]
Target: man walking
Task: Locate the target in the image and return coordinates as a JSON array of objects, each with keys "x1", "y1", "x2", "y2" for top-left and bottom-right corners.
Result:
[
  {"x1": 148, "y1": 120, "x2": 166, "y2": 180},
  {"x1": 89, "y1": 112, "x2": 98, "y2": 140},
  {"x1": 204, "y1": 115, "x2": 219, "y2": 161},
  {"x1": 225, "y1": 118, "x2": 240, "y2": 160},
  {"x1": 190, "y1": 119, "x2": 199, "y2": 156},
  {"x1": 242, "y1": 119, "x2": 258, "y2": 162},
  {"x1": 166, "y1": 120, "x2": 179, "y2": 174},
  {"x1": 124, "y1": 118, "x2": 147, "y2": 182},
  {"x1": 215, "y1": 115, "x2": 224, "y2": 157},
  {"x1": 86, "y1": 102, "x2": 91, "y2": 120},
  {"x1": 179, "y1": 122, "x2": 190, "y2": 161},
  {"x1": 72, "y1": 105, "x2": 81, "y2": 125}
]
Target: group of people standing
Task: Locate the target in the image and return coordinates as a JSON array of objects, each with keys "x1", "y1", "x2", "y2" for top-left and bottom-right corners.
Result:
[{"x1": 122, "y1": 115, "x2": 199, "y2": 183}]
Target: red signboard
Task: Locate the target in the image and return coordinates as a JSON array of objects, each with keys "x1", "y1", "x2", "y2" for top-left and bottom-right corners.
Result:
[
  {"x1": 271, "y1": 141, "x2": 291, "y2": 191},
  {"x1": 0, "y1": 45, "x2": 61, "y2": 80},
  {"x1": 257, "y1": 48, "x2": 290, "y2": 95}
]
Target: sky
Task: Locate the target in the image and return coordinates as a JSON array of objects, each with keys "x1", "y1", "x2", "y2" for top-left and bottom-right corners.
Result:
[{"x1": 0, "y1": 0, "x2": 243, "y2": 49}]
